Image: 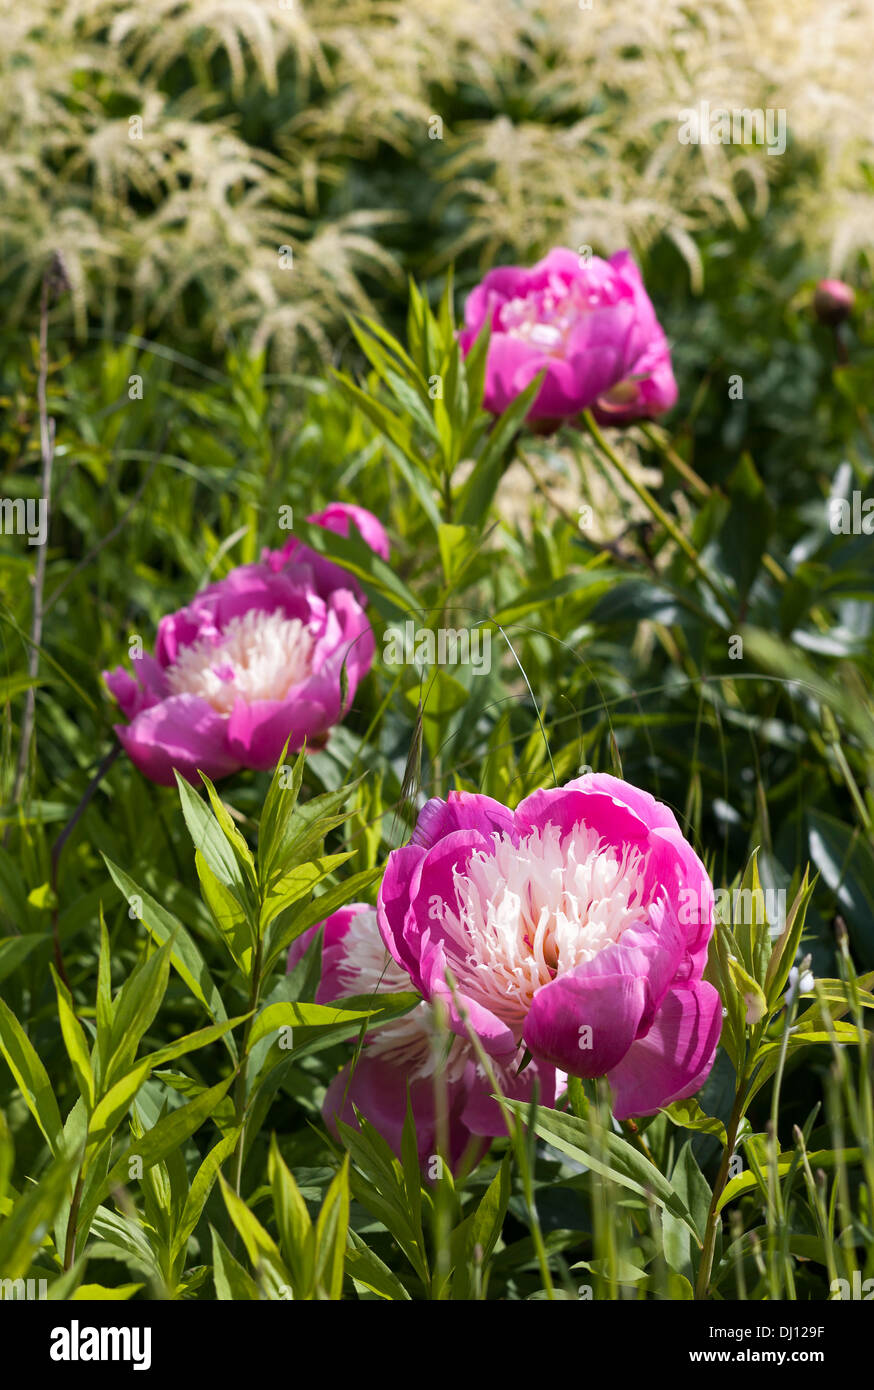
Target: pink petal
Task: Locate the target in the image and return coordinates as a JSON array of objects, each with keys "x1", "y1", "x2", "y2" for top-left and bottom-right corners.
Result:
[
  {"x1": 524, "y1": 967, "x2": 648, "y2": 1076},
  {"x1": 114, "y1": 695, "x2": 240, "y2": 786},
  {"x1": 606, "y1": 980, "x2": 722, "y2": 1120},
  {"x1": 322, "y1": 1055, "x2": 473, "y2": 1166}
]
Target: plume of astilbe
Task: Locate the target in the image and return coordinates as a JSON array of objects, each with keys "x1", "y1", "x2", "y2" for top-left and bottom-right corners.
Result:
[
  {"x1": 103, "y1": 0, "x2": 330, "y2": 94},
  {"x1": 249, "y1": 212, "x2": 407, "y2": 368},
  {"x1": 311, "y1": 0, "x2": 874, "y2": 281},
  {"x1": 1, "y1": 197, "x2": 119, "y2": 341},
  {"x1": 2, "y1": 0, "x2": 874, "y2": 361},
  {"x1": 425, "y1": 3, "x2": 785, "y2": 282},
  {"x1": 132, "y1": 158, "x2": 404, "y2": 363},
  {"x1": 285, "y1": 0, "x2": 477, "y2": 159},
  {"x1": 61, "y1": 92, "x2": 221, "y2": 216},
  {"x1": 829, "y1": 190, "x2": 874, "y2": 279},
  {"x1": 0, "y1": 0, "x2": 411, "y2": 359},
  {"x1": 128, "y1": 145, "x2": 294, "y2": 337}
]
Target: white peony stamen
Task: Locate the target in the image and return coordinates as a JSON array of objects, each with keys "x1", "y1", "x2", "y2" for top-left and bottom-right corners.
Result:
[
  {"x1": 166, "y1": 608, "x2": 314, "y2": 713},
  {"x1": 437, "y1": 822, "x2": 651, "y2": 1034},
  {"x1": 500, "y1": 274, "x2": 614, "y2": 355}
]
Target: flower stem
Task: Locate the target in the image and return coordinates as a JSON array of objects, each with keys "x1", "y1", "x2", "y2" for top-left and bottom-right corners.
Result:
[
  {"x1": 695, "y1": 1080, "x2": 749, "y2": 1299},
  {"x1": 233, "y1": 936, "x2": 263, "y2": 1194},
  {"x1": 583, "y1": 410, "x2": 734, "y2": 622}
]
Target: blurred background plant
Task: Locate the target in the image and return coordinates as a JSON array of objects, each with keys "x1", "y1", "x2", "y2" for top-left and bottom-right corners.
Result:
[{"x1": 2, "y1": 0, "x2": 873, "y2": 364}]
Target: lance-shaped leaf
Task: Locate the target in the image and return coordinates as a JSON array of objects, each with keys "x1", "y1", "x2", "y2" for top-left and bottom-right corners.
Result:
[{"x1": 504, "y1": 1100, "x2": 701, "y2": 1240}]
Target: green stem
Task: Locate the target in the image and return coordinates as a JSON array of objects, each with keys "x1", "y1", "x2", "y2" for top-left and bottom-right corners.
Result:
[
  {"x1": 584, "y1": 410, "x2": 734, "y2": 622},
  {"x1": 766, "y1": 982, "x2": 803, "y2": 1298},
  {"x1": 695, "y1": 1079, "x2": 749, "y2": 1299},
  {"x1": 639, "y1": 421, "x2": 710, "y2": 498},
  {"x1": 445, "y1": 974, "x2": 554, "y2": 1298},
  {"x1": 233, "y1": 937, "x2": 263, "y2": 1195}
]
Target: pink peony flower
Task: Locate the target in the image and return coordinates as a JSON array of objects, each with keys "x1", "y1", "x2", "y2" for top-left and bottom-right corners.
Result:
[
  {"x1": 459, "y1": 247, "x2": 677, "y2": 425},
  {"x1": 288, "y1": 904, "x2": 560, "y2": 1165},
  {"x1": 263, "y1": 502, "x2": 390, "y2": 600},
  {"x1": 104, "y1": 507, "x2": 388, "y2": 786},
  {"x1": 309, "y1": 503, "x2": 391, "y2": 560},
  {"x1": 376, "y1": 773, "x2": 720, "y2": 1121}
]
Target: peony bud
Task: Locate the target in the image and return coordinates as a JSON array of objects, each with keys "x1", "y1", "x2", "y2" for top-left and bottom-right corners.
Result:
[{"x1": 813, "y1": 278, "x2": 855, "y2": 327}]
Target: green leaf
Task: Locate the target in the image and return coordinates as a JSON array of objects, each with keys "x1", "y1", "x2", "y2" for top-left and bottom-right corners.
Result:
[
  {"x1": 247, "y1": 1000, "x2": 389, "y2": 1052},
  {"x1": 80, "y1": 1076, "x2": 235, "y2": 1231},
  {"x1": 0, "y1": 934, "x2": 48, "y2": 983},
  {"x1": 0, "y1": 1110, "x2": 12, "y2": 1206},
  {"x1": 808, "y1": 810, "x2": 874, "y2": 967},
  {"x1": 196, "y1": 850, "x2": 254, "y2": 976},
  {"x1": 349, "y1": 313, "x2": 427, "y2": 395},
  {"x1": 95, "y1": 910, "x2": 114, "y2": 1068},
  {"x1": 505, "y1": 1100, "x2": 701, "y2": 1240},
  {"x1": 717, "y1": 1147, "x2": 863, "y2": 1212},
  {"x1": 727, "y1": 955, "x2": 768, "y2": 1025},
  {"x1": 337, "y1": 1117, "x2": 430, "y2": 1285},
  {"x1": 136, "y1": 1017, "x2": 248, "y2": 1073},
  {"x1": 0, "y1": 845, "x2": 32, "y2": 925},
  {"x1": 104, "y1": 941, "x2": 172, "y2": 1087},
  {"x1": 51, "y1": 966, "x2": 95, "y2": 1110},
  {"x1": 261, "y1": 865, "x2": 381, "y2": 973},
  {"x1": 257, "y1": 745, "x2": 305, "y2": 886},
  {"x1": 90, "y1": 1018, "x2": 246, "y2": 1147},
  {"x1": 211, "y1": 1227, "x2": 261, "y2": 1301},
  {"x1": 199, "y1": 774, "x2": 257, "y2": 885},
  {"x1": 491, "y1": 569, "x2": 616, "y2": 626},
  {"x1": 715, "y1": 453, "x2": 774, "y2": 602},
  {"x1": 103, "y1": 858, "x2": 235, "y2": 1059},
  {"x1": 453, "y1": 1153, "x2": 511, "y2": 1298},
  {"x1": 663, "y1": 1141, "x2": 713, "y2": 1281},
  {"x1": 346, "y1": 1228, "x2": 411, "y2": 1300},
  {"x1": 0, "y1": 673, "x2": 46, "y2": 702},
  {"x1": 218, "y1": 1173, "x2": 287, "y2": 1285},
  {"x1": 437, "y1": 523, "x2": 474, "y2": 587},
  {"x1": 88, "y1": 1061, "x2": 153, "y2": 1146},
  {"x1": 0, "y1": 1149, "x2": 79, "y2": 1278},
  {"x1": 764, "y1": 869, "x2": 814, "y2": 1006},
  {"x1": 399, "y1": 1097, "x2": 423, "y2": 1256},
  {"x1": 745, "y1": 1019, "x2": 863, "y2": 1103},
  {"x1": 457, "y1": 372, "x2": 544, "y2": 528},
  {"x1": 661, "y1": 1098, "x2": 728, "y2": 1147},
  {"x1": 172, "y1": 1129, "x2": 241, "y2": 1266},
  {"x1": 314, "y1": 1156, "x2": 350, "y2": 1300},
  {"x1": 70, "y1": 1283, "x2": 143, "y2": 1301},
  {"x1": 260, "y1": 782, "x2": 359, "y2": 893},
  {"x1": 268, "y1": 1135, "x2": 315, "y2": 1297},
  {"x1": 259, "y1": 853, "x2": 354, "y2": 933},
  {"x1": 174, "y1": 773, "x2": 252, "y2": 910}
]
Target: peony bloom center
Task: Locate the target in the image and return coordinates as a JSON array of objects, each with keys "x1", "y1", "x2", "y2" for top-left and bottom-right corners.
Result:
[
  {"x1": 440, "y1": 823, "x2": 650, "y2": 1032},
  {"x1": 500, "y1": 273, "x2": 612, "y2": 354},
  {"x1": 166, "y1": 608, "x2": 314, "y2": 713}
]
